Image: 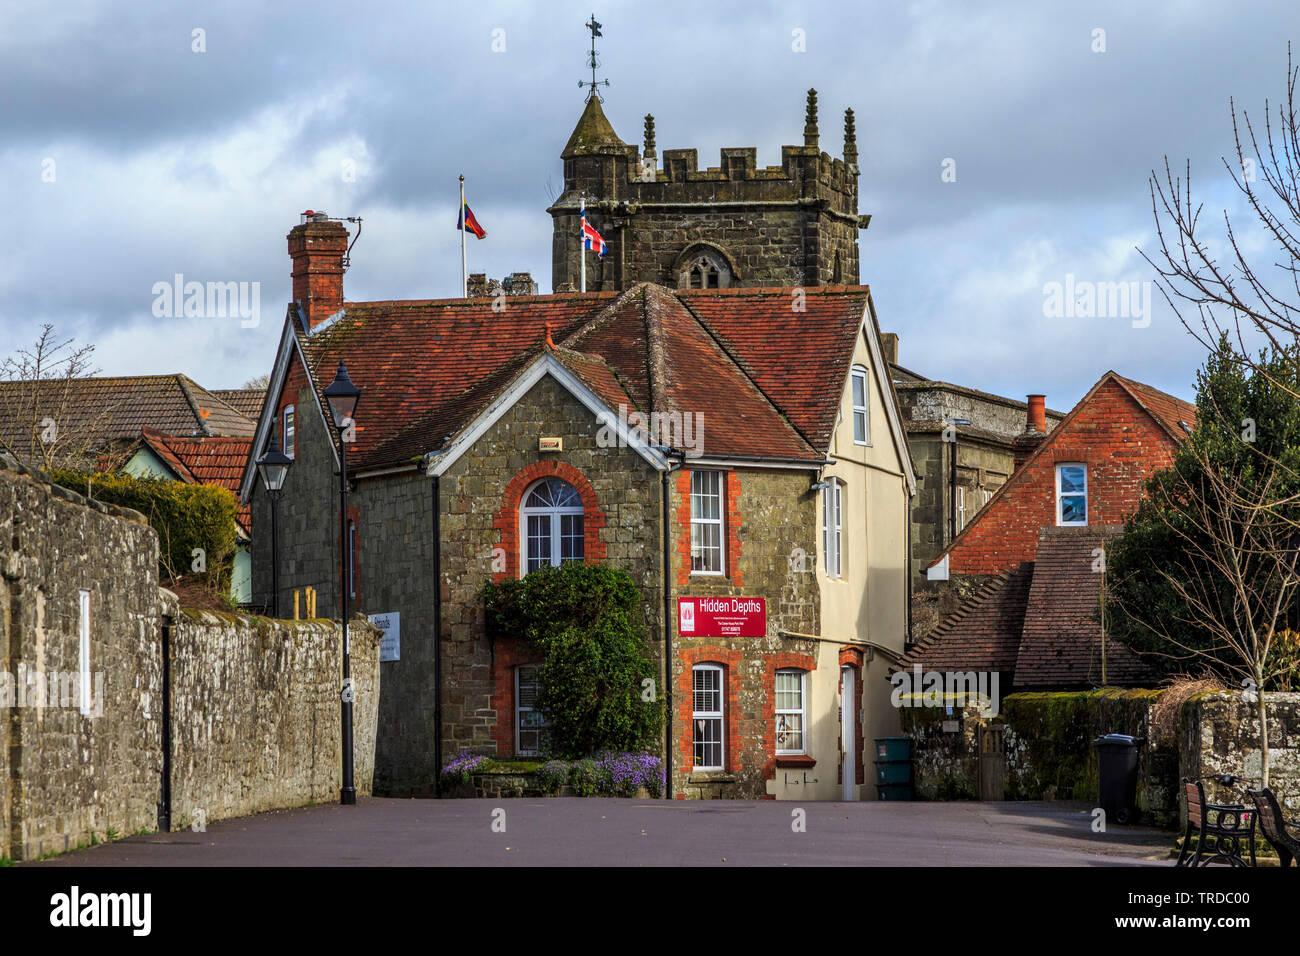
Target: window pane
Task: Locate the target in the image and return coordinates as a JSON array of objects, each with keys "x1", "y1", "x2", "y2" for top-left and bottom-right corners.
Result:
[
  {"x1": 1061, "y1": 495, "x2": 1086, "y2": 524},
  {"x1": 776, "y1": 713, "x2": 803, "y2": 751},
  {"x1": 852, "y1": 373, "x2": 866, "y2": 407},
  {"x1": 1059, "y1": 466, "x2": 1086, "y2": 494},
  {"x1": 527, "y1": 514, "x2": 551, "y2": 572},
  {"x1": 692, "y1": 522, "x2": 722, "y2": 572},
  {"x1": 691, "y1": 471, "x2": 721, "y2": 519},
  {"x1": 854, "y1": 410, "x2": 866, "y2": 443}
]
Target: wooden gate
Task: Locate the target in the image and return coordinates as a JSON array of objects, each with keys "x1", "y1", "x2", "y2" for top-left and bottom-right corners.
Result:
[{"x1": 977, "y1": 725, "x2": 1005, "y2": 801}]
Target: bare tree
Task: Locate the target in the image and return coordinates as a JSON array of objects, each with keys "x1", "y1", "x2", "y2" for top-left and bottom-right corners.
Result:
[
  {"x1": 241, "y1": 373, "x2": 270, "y2": 390},
  {"x1": 1144, "y1": 45, "x2": 1300, "y2": 396},
  {"x1": 1113, "y1": 438, "x2": 1300, "y2": 787},
  {"x1": 0, "y1": 324, "x2": 115, "y2": 470}
]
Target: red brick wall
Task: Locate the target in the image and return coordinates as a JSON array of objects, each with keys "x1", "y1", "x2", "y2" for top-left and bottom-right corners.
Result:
[
  {"x1": 491, "y1": 460, "x2": 607, "y2": 582},
  {"x1": 488, "y1": 637, "x2": 543, "y2": 758},
  {"x1": 947, "y1": 380, "x2": 1180, "y2": 575}
]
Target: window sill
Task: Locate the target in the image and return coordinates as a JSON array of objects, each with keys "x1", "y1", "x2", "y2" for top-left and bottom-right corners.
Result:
[
  {"x1": 688, "y1": 770, "x2": 737, "y2": 783},
  {"x1": 775, "y1": 755, "x2": 816, "y2": 768}
]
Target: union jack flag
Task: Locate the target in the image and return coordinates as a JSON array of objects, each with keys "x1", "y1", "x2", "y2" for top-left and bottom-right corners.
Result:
[{"x1": 580, "y1": 204, "x2": 606, "y2": 257}]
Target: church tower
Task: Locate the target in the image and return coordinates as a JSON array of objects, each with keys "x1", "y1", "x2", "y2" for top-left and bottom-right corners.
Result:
[{"x1": 548, "y1": 87, "x2": 871, "y2": 293}]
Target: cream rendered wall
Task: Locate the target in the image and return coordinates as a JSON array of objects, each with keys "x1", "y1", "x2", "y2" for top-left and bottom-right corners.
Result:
[{"x1": 817, "y1": 320, "x2": 911, "y2": 799}]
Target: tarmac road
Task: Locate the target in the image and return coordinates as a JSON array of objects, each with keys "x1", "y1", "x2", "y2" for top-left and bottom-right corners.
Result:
[{"x1": 26, "y1": 798, "x2": 1173, "y2": 866}]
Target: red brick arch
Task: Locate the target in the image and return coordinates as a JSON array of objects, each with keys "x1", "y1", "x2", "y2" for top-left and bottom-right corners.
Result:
[{"x1": 492, "y1": 461, "x2": 607, "y2": 582}]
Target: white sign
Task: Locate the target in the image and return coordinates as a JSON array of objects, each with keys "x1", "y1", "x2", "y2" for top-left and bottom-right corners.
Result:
[
  {"x1": 369, "y1": 612, "x2": 400, "y2": 662},
  {"x1": 679, "y1": 601, "x2": 695, "y2": 634}
]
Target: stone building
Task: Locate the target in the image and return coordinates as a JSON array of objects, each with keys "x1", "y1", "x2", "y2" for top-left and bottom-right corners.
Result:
[
  {"x1": 883, "y1": 336, "x2": 1065, "y2": 636},
  {"x1": 547, "y1": 90, "x2": 870, "y2": 293},
  {"x1": 240, "y1": 214, "x2": 916, "y2": 800}
]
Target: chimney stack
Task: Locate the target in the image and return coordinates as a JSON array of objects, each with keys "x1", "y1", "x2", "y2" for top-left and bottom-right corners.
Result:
[
  {"x1": 288, "y1": 211, "x2": 350, "y2": 330},
  {"x1": 880, "y1": 332, "x2": 898, "y2": 368},
  {"x1": 1012, "y1": 394, "x2": 1048, "y2": 470}
]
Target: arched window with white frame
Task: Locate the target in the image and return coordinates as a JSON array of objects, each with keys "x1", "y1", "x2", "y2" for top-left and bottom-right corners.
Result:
[{"x1": 521, "y1": 478, "x2": 585, "y2": 575}]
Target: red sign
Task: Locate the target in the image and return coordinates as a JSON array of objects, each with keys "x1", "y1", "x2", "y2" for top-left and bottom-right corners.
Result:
[{"x1": 677, "y1": 597, "x2": 767, "y2": 638}]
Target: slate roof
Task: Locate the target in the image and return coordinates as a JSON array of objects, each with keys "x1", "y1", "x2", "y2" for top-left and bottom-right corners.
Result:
[
  {"x1": 136, "y1": 426, "x2": 253, "y2": 533},
  {"x1": 900, "y1": 526, "x2": 1158, "y2": 689},
  {"x1": 0, "y1": 374, "x2": 255, "y2": 464},
  {"x1": 289, "y1": 282, "x2": 870, "y2": 473}
]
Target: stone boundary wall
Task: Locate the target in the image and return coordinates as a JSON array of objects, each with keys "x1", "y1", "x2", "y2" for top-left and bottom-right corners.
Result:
[
  {"x1": 166, "y1": 600, "x2": 380, "y2": 830},
  {"x1": 0, "y1": 458, "x2": 379, "y2": 860},
  {"x1": 903, "y1": 689, "x2": 1300, "y2": 828},
  {"x1": 1180, "y1": 691, "x2": 1300, "y2": 812}
]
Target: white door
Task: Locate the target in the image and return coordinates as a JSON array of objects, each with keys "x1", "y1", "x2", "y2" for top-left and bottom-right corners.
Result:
[{"x1": 841, "y1": 666, "x2": 856, "y2": 801}]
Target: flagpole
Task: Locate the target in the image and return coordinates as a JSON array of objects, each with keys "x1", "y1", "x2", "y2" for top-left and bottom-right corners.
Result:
[
  {"x1": 459, "y1": 175, "x2": 468, "y2": 297},
  {"x1": 579, "y1": 194, "x2": 586, "y2": 293}
]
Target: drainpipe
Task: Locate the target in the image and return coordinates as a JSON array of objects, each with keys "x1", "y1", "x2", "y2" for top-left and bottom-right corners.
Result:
[
  {"x1": 431, "y1": 472, "x2": 443, "y2": 798},
  {"x1": 661, "y1": 466, "x2": 673, "y2": 801},
  {"x1": 658, "y1": 447, "x2": 685, "y2": 801}
]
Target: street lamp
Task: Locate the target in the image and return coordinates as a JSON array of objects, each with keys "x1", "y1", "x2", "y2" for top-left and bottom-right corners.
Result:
[
  {"x1": 324, "y1": 359, "x2": 361, "y2": 807},
  {"x1": 255, "y1": 433, "x2": 292, "y2": 618}
]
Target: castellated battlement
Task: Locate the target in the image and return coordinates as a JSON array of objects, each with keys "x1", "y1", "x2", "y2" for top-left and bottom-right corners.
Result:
[{"x1": 549, "y1": 89, "x2": 868, "y2": 292}]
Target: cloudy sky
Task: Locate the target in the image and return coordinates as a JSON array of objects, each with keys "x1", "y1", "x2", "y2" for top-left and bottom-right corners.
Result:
[{"x1": 1, "y1": 0, "x2": 1296, "y2": 408}]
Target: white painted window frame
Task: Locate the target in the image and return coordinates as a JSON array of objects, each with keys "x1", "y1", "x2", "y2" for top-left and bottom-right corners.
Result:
[
  {"x1": 822, "y1": 478, "x2": 842, "y2": 579},
  {"x1": 1056, "y1": 462, "x2": 1088, "y2": 526},
  {"x1": 520, "y1": 479, "x2": 585, "y2": 576},
  {"x1": 692, "y1": 663, "x2": 725, "y2": 770},
  {"x1": 775, "y1": 668, "x2": 807, "y2": 755},
  {"x1": 851, "y1": 366, "x2": 870, "y2": 445},
  {"x1": 283, "y1": 404, "x2": 296, "y2": 458},
  {"x1": 690, "y1": 470, "x2": 726, "y2": 576}
]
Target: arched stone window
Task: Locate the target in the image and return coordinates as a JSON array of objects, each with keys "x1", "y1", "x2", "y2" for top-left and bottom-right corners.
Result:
[
  {"x1": 521, "y1": 478, "x2": 585, "y2": 574},
  {"x1": 676, "y1": 245, "x2": 736, "y2": 289}
]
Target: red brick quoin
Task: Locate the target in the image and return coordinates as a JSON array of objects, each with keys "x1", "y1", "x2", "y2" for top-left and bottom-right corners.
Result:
[
  {"x1": 837, "y1": 646, "x2": 865, "y2": 785},
  {"x1": 491, "y1": 461, "x2": 607, "y2": 582},
  {"x1": 762, "y1": 651, "x2": 817, "y2": 780},
  {"x1": 488, "y1": 636, "x2": 543, "y2": 758},
  {"x1": 676, "y1": 646, "x2": 743, "y2": 790},
  {"x1": 675, "y1": 469, "x2": 743, "y2": 587}
]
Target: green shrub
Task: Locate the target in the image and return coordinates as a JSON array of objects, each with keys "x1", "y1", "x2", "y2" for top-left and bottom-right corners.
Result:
[
  {"x1": 482, "y1": 563, "x2": 663, "y2": 759},
  {"x1": 46, "y1": 468, "x2": 238, "y2": 593}
]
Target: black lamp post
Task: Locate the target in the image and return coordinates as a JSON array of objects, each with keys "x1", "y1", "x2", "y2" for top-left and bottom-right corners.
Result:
[
  {"x1": 256, "y1": 433, "x2": 292, "y2": 618},
  {"x1": 324, "y1": 359, "x2": 361, "y2": 806}
]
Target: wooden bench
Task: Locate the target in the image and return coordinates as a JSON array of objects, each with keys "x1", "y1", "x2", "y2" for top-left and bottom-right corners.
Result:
[
  {"x1": 1176, "y1": 778, "x2": 1256, "y2": 867},
  {"x1": 1246, "y1": 788, "x2": 1300, "y2": 868}
]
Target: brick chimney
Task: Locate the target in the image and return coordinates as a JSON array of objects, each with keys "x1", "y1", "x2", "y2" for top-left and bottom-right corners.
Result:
[
  {"x1": 1012, "y1": 394, "x2": 1047, "y2": 470},
  {"x1": 288, "y1": 211, "x2": 349, "y2": 329}
]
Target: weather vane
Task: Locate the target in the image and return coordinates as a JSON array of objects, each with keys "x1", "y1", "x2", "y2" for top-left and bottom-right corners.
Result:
[{"x1": 578, "y1": 14, "x2": 610, "y2": 101}]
